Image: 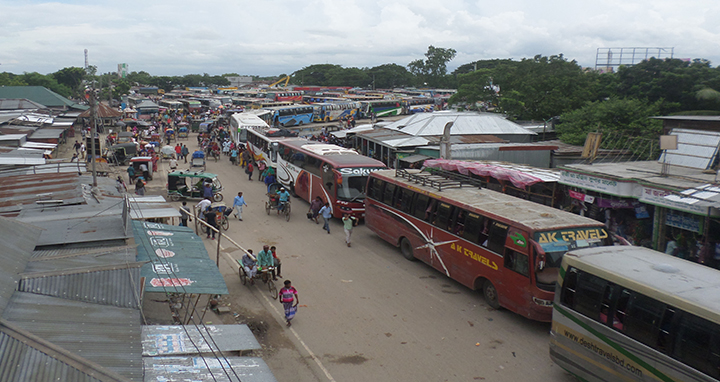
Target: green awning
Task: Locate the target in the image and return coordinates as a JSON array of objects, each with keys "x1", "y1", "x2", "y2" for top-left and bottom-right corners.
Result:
[{"x1": 132, "y1": 221, "x2": 228, "y2": 295}]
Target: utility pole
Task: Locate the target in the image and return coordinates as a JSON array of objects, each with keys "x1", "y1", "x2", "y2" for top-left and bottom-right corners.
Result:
[{"x1": 89, "y1": 89, "x2": 98, "y2": 187}]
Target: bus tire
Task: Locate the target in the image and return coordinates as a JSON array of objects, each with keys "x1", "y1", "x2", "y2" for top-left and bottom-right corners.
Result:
[
  {"x1": 400, "y1": 237, "x2": 416, "y2": 261},
  {"x1": 483, "y1": 280, "x2": 501, "y2": 309}
]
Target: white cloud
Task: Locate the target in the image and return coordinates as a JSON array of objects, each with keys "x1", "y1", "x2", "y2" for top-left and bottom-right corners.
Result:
[{"x1": 0, "y1": 0, "x2": 719, "y2": 76}]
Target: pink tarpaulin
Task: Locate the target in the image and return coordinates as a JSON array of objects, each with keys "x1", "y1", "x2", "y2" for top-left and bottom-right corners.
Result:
[{"x1": 423, "y1": 159, "x2": 543, "y2": 189}]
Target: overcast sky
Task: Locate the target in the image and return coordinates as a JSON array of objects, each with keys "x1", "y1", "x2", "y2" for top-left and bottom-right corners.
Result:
[{"x1": 1, "y1": 0, "x2": 719, "y2": 77}]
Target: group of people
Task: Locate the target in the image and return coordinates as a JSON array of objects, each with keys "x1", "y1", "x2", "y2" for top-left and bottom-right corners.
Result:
[{"x1": 241, "y1": 246, "x2": 298, "y2": 326}]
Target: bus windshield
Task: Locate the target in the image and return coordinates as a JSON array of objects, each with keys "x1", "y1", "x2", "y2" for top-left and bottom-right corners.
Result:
[
  {"x1": 534, "y1": 227, "x2": 609, "y2": 268},
  {"x1": 336, "y1": 167, "x2": 385, "y2": 202}
]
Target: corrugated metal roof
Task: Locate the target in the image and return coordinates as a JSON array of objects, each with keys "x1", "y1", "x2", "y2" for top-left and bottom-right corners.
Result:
[
  {"x1": 0, "y1": 162, "x2": 87, "y2": 177},
  {"x1": 143, "y1": 356, "x2": 277, "y2": 382},
  {"x1": 0, "y1": 172, "x2": 85, "y2": 214},
  {"x1": 3, "y1": 292, "x2": 142, "y2": 381},
  {"x1": 0, "y1": 98, "x2": 46, "y2": 111},
  {"x1": 142, "y1": 325, "x2": 261, "y2": 356},
  {"x1": 31, "y1": 243, "x2": 134, "y2": 260},
  {"x1": 384, "y1": 111, "x2": 536, "y2": 137},
  {"x1": 658, "y1": 128, "x2": 720, "y2": 169},
  {"x1": 0, "y1": 217, "x2": 41, "y2": 316},
  {"x1": 0, "y1": 320, "x2": 130, "y2": 382},
  {"x1": 0, "y1": 86, "x2": 88, "y2": 110},
  {"x1": 29, "y1": 128, "x2": 65, "y2": 139},
  {"x1": 18, "y1": 263, "x2": 144, "y2": 309}
]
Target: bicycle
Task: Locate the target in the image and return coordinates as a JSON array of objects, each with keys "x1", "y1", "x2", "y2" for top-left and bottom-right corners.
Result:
[{"x1": 237, "y1": 262, "x2": 278, "y2": 299}]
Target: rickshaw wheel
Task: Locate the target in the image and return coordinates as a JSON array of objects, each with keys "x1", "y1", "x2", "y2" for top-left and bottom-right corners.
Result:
[
  {"x1": 221, "y1": 215, "x2": 229, "y2": 230},
  {"x1": 213, "y1": 193, "x2": 223, "y2": 202},
  {"x1": 284, "y1": 204, "x2": 291, "y2": 222},
  {"x1": 265, "y1": 201, "x2": 271, "y2": 215},
  {"x1": 169, "y1": 193, "x2": 181, "y2": 202}
]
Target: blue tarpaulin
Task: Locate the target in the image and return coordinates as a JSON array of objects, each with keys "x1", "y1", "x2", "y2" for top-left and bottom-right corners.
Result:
[{"x1": 132, "y1": 221, "x2": 228, "y2": 295}]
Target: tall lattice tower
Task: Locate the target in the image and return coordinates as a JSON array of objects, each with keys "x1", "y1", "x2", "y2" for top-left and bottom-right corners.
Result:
[{"x1": 84, "y1": 49, "x2": 89, "y2": 69}]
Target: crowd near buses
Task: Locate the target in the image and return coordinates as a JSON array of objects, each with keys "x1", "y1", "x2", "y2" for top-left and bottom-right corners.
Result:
[{"x1": 122, "y1": 84, "x2": 720, "y2": 382}]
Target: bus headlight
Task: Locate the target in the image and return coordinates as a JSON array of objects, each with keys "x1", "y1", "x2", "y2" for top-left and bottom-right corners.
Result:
[{"x1": 532, "y1": 297, "x2": 553, "y2": 307}]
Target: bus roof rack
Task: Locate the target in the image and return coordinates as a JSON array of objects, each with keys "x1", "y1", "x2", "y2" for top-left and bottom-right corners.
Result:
[{"x1": 395, "y1": 168, "x2": 483, "y2": 192}]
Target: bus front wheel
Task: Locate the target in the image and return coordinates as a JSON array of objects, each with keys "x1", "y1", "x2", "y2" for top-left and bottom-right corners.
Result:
[
  {"x1": 400, "y1": 237, "x2": 416, "y2": 261},
  {"x1": 483, "y1": 280, "x2": 500, "y2": 309}
]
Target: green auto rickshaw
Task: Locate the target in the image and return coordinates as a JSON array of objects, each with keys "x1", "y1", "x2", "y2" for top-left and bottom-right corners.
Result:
[{"x1": 167, "y1": 170, "x2": 223, "y2": 202}]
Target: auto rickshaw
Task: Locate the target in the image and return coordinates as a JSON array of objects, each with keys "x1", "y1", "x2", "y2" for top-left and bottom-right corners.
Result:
[
  {"x1": 160, "y1": 145, "x2": 176, "y2": 160},
  {"x1": 191, "y1": 118, "x2": 204, "y2": 133},
  {"x1": 104, "y1": 142, "x2": 138, "y2": 165},
  {"x1": 167, "y1": 171, "x2": 223, "y2": 202},
  {"x1": 178, "y1": 125, "x2": 189, "y2": 139},
  {"x1": 130, "y1": 156, "x2": 154, "y2": 181}
]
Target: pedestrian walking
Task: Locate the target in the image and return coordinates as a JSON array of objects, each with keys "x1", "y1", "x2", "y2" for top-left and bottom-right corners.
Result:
[
  {"x1": 127, "y1": 165, "x2": 136, "y2": 183},
  {"x1": 342, "y1": 213, "x2": 357, "y2": 247},
  {"x1": 232, "y1": 192, "x2": 248, "y2": 221},
  {"x1": 204, "y1": 208, "x2": 218, "y2": 240},
  {"x1": 115, "y1": 176, "x2": 127, "y2": 194},
  {"x1": 319, "y1": 202, "x2": 332, "y2": 234},
  {"x1": 139, "y1": 162, "x2": 149, "y2": 181},
  {"x1": 179, "y1": 201, "x2": 191, "y2": 226},
  {"x1": 257, "y1": 161, "x2": 267, "y2": 181},
  {"x1": 181, "y1": 144, "x2": 189, "y2": 163},
  {"x1": 279, "y1": 280, "x2": 298, "y2": 327},
  {"x1": 246, "y1": 161, "x2": 254, "y2": 181},
  {"x1": 73, "y1": 140, "x2": 81, "y2": 154},
  {"x1": 308, "y1": 196, "x2": 323, "y2": 224},
  {"x1": 80, "y1": 142, "x2": 86, "y2": 159},
  {"x1": 270, "y1": 246, "x2": 282, "y2": 278},
  {"x1": 135, "y1": 178, "x2": 145, "y2": 196},
  {"x1": 203, "y1": 181, "x2": 213, "y2": 199}
]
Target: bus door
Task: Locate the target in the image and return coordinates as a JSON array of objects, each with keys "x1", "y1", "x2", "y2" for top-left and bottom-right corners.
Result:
[{"x1": 499, "y1": 225, "x2": 531, "y2": 309}]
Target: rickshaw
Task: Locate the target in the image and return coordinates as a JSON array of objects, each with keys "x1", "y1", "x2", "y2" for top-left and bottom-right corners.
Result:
[
  {"x1": 165, "y1": 129, "x2": 175, "y2": 143},
  {"x1": 200, "y1": 202, "x2": 231, "y2": 234},
  {"x1": 265, "y1": 193, "x2": 291, "y2": 221},
  {"x1": 191, "y1": 118, "x2": 204, "y2": 133},
  {"x1": 237, "y1": 260, "x2": 278, "y2": 298},
  {"x1": 149, "y1": 132, "x2": 161, "y2": 147},
  {"x1": 160, "y1": 145, "x2": 176, "y2": 160},
  {"x1": 178, "y1": 125, "x2": 189, "y2": 139},
  {"x1": 167, "y1": 171, "x2": 223, "y2": 202},
  {"x1": 130, "y1": 156, "x2": 154, "y2": 181},
  {"x1": 191, "y1": 150, "x2": 206, "y2": 171}
]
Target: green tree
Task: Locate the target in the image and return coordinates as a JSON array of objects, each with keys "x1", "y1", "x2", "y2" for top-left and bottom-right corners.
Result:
[
  {"x1": 52, "y1": 67, "x2": 86, "y2": 96},
  {"x1": 407, "y1": 46, "x2": 457, "y2": 87},
  {"x1": 292, "y1": 64, "x2": 343, "y2": 86},
  {"x1": 491, "y1": 55, "x2": 596, "y2": 120},
  {"x1": 556, "y1": 98, "x2": 663, "y2": 156},
  {"x1": 367, "y1": 64, "x2": 413, "y2": 89},
  {"x1": 0, "y1": 72, "x2": 27, "y2": 86},
  {"x1": 20, "y1": 72, "x2": 72, "y2": 97},
  {"x1": 448, "y1": 69, "x2": 497, "y2": 109}
]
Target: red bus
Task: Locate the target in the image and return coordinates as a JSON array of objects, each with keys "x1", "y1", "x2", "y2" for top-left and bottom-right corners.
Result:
[
  {"x1": 275, "y1": 140, "x2": 386, "y2": 219},
  {"x1": 365, "y1": 168, "x2": 612, "y2": 322}
]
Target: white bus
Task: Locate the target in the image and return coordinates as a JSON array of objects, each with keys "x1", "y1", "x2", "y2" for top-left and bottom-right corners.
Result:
[
  {"x1": 551, "y1": 245, "x2": 720, "y2": 382},
  {"x1": 230, "y1": 111, "x2": 270, "y2": 143}
]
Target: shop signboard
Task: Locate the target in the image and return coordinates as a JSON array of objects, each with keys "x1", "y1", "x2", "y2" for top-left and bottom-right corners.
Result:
[
  {"x1": 640, "y1": 186, "x2": 709, "y2": 215},
  {"x1": 666, "y1": 211, "x2": 703, "y2": 233},
  {"x1": 559, "y1": 170, "x2": 635, "y2": 197},
  {"x1": 569, "y1": 189, "x2": 595, "y2": 203}
]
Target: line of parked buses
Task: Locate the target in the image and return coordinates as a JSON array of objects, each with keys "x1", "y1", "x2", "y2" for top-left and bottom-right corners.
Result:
[
  {"x1": 147, "y1": 88, "x2": 447, "y2": 128},
  {"x1": 227, "y1": 107, "x2": 720, "y2": 382}
]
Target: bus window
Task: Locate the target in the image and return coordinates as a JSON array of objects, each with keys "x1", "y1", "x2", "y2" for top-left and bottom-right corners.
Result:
[
  {"x1": 383, "y1": 183, "x2": 396, "y2": 205},
  {"x1": 368, "y1": 179, "x2": 384, "y2": 200},
  {"x1": 452, "y1": 209, "x2": 466, "y2": 236},
  {"x1": 624, "y1": 292, "x2": 666, "y2": 349},
  {"x1": 412, "y1": 194, "x2": 430, "y2": 220},
  {"x1": 673, "y1": 314, "x2": 720, "y2": 378},
  {"x1": 399, "y1": 189, "x2": 414, "y2": 213},
  {"x1": 322, "y1": 164, "x2": 335, "y2": 192},
  {"x1": 614, "y1": 290, "x2": 630, "y2": 331},
  {"x1": 573, "y1": 272, "x2": 607, "y2": 322},
  {"x1": 560, "y1": 267, "x2": 579, "y2": 307},
  {"x1": 504, "y1": 250, "x2": 529, "y2": 277},
  {"x1": 425, "y1": 199, "x2": 437, "y2": 223},
  {"x1": 434, "y1": 202, "x2": 454, "y2": 231},
  {"x1": 487, "y1": 221, "x2": 509, "y2": 254},
  {"x1": 463, "y1": 212, "x2": 484, "y2": 243}
]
